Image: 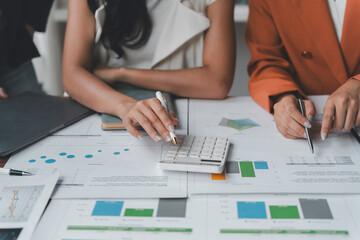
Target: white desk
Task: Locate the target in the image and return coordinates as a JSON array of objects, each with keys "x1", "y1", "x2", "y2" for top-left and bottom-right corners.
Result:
[{"x1": 6, "y1": 96, "x2": 359, "y2": 240}]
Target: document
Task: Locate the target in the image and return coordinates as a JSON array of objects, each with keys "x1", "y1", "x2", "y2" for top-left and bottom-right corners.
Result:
[
  {"x1": 189, "y1": 96, "x2": 360, "y2": 194},
  {"x1": 0, "y1": 174, "x2": 58, "y2": 240},
  {"x1": 32, "y1": 194, "x2": 360, "y2": 240},
  {"x1": 205, "y1": 194, "x2": 360, "y2": 240},
  {"x1": 32, "y1": 197, "x2": 206, "y2": 240},
  {"x1": 5, "y1": 134, "x2": 187, "y2": 199},
  {"x1": 5, "y1": 99, "x2": 189, "y2": 199}
]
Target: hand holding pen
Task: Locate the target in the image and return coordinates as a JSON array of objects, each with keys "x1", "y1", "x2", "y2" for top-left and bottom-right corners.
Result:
[
  {"x1": 156, "y1": 91, "x2": 178, "y2": 144},
  {"x1": 118, "y1": 92, "x2": 179, "y2": 143},
  {"x1": 273, "y1": 94, "x2": 316, "y2": 139}
]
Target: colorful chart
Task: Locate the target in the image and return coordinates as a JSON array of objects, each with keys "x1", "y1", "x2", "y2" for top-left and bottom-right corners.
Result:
[
  {"x1": 219, "y1": 118, "x2": 260, "y2": 131},
  {"x1": 212, "y1": 161, "x2": 269, "y2": 180},
  {"x1": 236, "y1": 198, "x2": 333, "y2": 220},
  {"x1": 0, "y1": 185, "x2": 44, "y2": 222},
  {"x1": 90, "y1": 199, "x2": 187, "y2": 218}
]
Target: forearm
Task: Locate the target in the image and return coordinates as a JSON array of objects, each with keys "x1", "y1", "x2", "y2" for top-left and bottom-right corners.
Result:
[
  {"x1": 118, "y1": 66, "x2": 232, "y2": 99},
  {"x1": 63, "y1": 67, "x2": 135, "y2": 118}
]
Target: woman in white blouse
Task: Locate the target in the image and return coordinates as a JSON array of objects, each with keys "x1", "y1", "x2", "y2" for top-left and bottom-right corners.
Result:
[{"x1": 63, "y1": 0, "x2": 235, "y2": 142}]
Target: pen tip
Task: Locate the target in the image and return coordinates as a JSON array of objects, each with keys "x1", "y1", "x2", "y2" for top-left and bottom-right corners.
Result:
[{"x1": 172, "y1": 137, "x2": 178, "y2": 145}]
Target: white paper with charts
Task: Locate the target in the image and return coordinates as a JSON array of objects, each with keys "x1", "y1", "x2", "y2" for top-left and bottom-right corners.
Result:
[
  {"x1": 32, "y1": 198, "x2": 207, "y2": 240},
  {"x1": 5, "y1": 99, "x2": 189, "y2": 199},
  {"x1": 32, "y1": 194, "x2": 360, "y2": 240},
  {"x1": 188, "y1": 96, "x2": 360, "y2": 194},
  {"x1": 0, "y1": 174, "x2": 58, "y2": 240}
]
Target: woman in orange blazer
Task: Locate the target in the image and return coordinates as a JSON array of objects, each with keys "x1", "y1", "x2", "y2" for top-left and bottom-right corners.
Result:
[{"x1": 246, "y1": 0, "x2": 360, "y2": 140}]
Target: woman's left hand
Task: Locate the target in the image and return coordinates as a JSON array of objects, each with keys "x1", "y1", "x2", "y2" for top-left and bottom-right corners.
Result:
[
  {"x1": 321, "y1": 79, "x2": 360, "y2": 139},
  {"x1": 93, "y1": 64, "x2": 123, "y2": 84}
]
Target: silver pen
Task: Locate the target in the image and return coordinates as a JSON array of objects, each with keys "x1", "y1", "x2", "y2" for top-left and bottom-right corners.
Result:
[
  {"x1": 298, "y1": 99, "x2": 314, "y2": 154},
  {"x1": 0, "y1": 168, "x2": 32, "y2": 176}
]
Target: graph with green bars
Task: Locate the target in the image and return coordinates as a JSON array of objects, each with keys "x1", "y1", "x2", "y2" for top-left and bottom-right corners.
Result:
[
  {"x1": 236, "y1": 198, "x2": 333, "y2": 220},
  {"x1": 225, "y1": 161, "x2": 269, "y2": 177},
  {"x1": 90, "y1": 199, "x2": 187, "y2": 218},
  {"x1": 216, "y1": 198, "x2": 348, "y2": 236}
]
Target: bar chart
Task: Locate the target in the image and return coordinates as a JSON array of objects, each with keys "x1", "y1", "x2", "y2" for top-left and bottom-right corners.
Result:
[
  {"x1": 90, "y1": 199, "x2": 187, "y2": 218},
  {"x1": 206, "y1": 194, "x2": 358, "y2": 239},
  {"x1": 37, "y1": 198, "x2": 207, "y2": 239},
  {"x1": 211, "y1": 161, "x2": 269, "y2": 180}
]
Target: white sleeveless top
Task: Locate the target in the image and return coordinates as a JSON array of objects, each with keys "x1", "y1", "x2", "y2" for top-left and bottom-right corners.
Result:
[{"x1": 94, "y1": 0, "x2": 216, "y2": 70}]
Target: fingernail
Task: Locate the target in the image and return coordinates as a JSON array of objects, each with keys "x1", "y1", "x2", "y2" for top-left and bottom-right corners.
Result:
[
  {"x1": 304, "y1": 122, "x2": 312, "y2": 128},
  {"x1": 137, "y1": 135, "x2": 143, "y2": 140},
  {"x1": 169, "y1": 125, "x2": 175, "y2": 132},
  {"x1": 321, "y1": 133, "x2": 327, "y2": 141},
  {"x1": 308, "y1": 115, "x2": 314, "y2": 122},
  {"x1": 166, "y1": 136, "x2": 172, "y2": 142},
  {"x1": 155, "y1": 135, "x2": 162, "y2": 141},
  {"x1": 303, "y1": 133, "x2": 307, "y2": 138},
  {"x1": 173, "y1": 117, "x2": 180, "y2": 122}
]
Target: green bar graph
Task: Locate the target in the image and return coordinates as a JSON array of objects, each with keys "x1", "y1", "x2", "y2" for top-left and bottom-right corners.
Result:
[
  {"x1": 68, "y1": 226, "x2": 192, "y2": 232},
  {"x1": 269, "y1": 206, "x2": 300, "y2": 219},
  {"x1": 124, "y1": 208, "x2": 154, "y2": 217},
  {"x1": 220, "y1": 229, "x2": 348, "y2": 235},
  {"x1": 239, "y1": 161, "x2": 256, "y2": 177}
]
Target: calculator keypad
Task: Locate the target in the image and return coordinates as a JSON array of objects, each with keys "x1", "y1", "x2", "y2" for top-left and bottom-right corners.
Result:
[{"x1": 163, "y1": 135, "x2": 229, "y2": 164}]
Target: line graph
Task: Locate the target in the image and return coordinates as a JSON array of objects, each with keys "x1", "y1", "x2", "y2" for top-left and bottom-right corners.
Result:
[
  {"x1": 9, "y1": 190, "x2": 19, "y2": 218},
  {"x1": 0, "y1": 185, "x2": 44, "y2": 222}
]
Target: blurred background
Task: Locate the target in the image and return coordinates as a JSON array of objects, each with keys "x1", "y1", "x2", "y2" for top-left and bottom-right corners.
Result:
[{"x1": 32, "y1": 0, "x2": 250, "y2": 96}]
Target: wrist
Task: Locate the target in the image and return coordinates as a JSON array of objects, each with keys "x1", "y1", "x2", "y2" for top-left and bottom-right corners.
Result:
[
  {"x1": 115, "y1": 99, "x2": 137, "y2": 119},
  {"x1": 117, "y1": 67, "x2": 128, "y2": 83},
  {"x1": 272, "y1": 91, "x2": 299, "y2": 105}
]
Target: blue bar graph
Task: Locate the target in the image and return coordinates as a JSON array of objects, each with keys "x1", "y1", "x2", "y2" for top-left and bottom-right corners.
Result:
[
  {"x1": 254, "y1": 161, "x2": 269, "y2": 169},
  {"x1": 237, "y1": 201, "x2": 267, "y2": 219},
  {"x1": 92, "y1": 201, "x2": 124, "y2": 216}
]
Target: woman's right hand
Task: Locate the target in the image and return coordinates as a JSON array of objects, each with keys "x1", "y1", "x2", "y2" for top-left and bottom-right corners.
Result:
[
  {"x1": 119, "y1": 98, "x2": 179, "y2": 142},
  {"x1": 273, "y1": 94, "x2": 315, "y2": 139},
  {"x1": 0, "y1": 87, "x2": 8, "y2": 99}
]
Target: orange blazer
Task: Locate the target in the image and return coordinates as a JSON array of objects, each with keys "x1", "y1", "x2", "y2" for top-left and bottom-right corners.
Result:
[{"x1": 246, "y1": 0, "x2": 360, "y2": 112}]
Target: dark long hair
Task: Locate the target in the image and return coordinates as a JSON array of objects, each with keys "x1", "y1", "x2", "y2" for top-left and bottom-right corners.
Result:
[{"x1": 88, "y1": 0, "x2": 152, "y2": 58}]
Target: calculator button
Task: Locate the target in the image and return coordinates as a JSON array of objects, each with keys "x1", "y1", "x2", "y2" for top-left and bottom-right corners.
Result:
[
  {"x1": 202, "y1": 146, "x2": 213, "y2": 151},
  {"x1": 164, "y1": 156, "x2": 175, "y2": 161},
  {"x1": 166, "y1": 152, "x2": 176, "y2": 157},
  {"x1": 200, "y1": 155, "x2": 211, "y2": 159}
]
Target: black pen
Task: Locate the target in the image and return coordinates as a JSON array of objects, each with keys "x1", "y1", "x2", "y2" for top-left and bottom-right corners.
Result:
[
  {"x1": 298, "y1": 99, "x2": 314, "y2": 154},
  {"x1": 0, "y1": 168, "x2": 32, "y2": 176}
]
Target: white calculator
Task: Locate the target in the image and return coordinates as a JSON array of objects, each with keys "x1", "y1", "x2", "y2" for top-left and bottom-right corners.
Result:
[{"x1": 158, "y1": 135, "x2": 230, "y2": 173}]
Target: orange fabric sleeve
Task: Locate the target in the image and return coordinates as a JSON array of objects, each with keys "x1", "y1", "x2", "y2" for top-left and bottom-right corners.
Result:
[{"x1": 246, "y1": 0, "x2": 305, "y2": 112}]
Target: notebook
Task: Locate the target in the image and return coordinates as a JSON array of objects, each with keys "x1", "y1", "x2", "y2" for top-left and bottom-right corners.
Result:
[
  {"x1": 0, "y1": 92, "x2": 93, "y2": 156},
  {"x1": 102, "y1": 88, "x2": 174, "y2": 130}
]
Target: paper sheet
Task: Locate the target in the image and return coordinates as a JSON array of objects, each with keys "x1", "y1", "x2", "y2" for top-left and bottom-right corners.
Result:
[
  {"x1": 0, "y1": 174, "x2": 58, "y2": 240},
  {"x1": 5, "y1": 100, "x2": 188, "y2": 199},
  {"x1": 205, "y1": 194, "x2": 360, "y2": 240},
  {"x1": 32, "y1": 197, "x2": 206, "y2": 240},
  {"x1": 32, "y1": 194, "x2": 360, "y2": 240},
  {"x1": 188, "y1": 96, "x2": 360, "y2": 194}
]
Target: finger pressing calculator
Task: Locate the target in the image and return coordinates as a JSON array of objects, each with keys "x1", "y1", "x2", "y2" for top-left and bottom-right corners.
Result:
[{"x1": 158, "y1": 135, "x2": 230, "y2": 173}]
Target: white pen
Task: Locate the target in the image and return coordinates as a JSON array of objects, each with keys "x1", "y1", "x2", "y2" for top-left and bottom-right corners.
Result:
[
  {"x1": 155, "y1": 91, "x2": 178, "y2": 144},
  {"x1": 0, "y1": 168, "x2": 32, "y2": 176}
]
